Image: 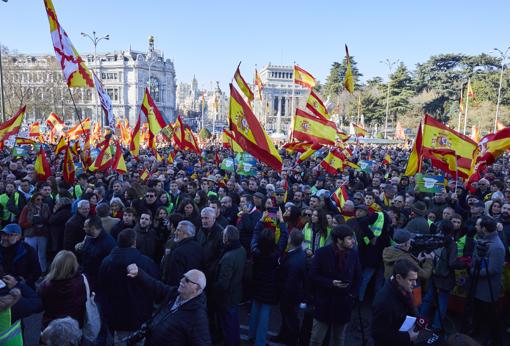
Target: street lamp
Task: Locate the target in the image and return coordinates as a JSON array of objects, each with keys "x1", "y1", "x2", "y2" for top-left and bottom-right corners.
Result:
[
  {"x1": 81, "y1": 31, "x2": 109, "y2": 125},
  {"x1": 380, "y1": 58, "x2": 399, "y2": 139},
  {"x1": 491, "y1": 46, "x2": 510, "y2": 132}
]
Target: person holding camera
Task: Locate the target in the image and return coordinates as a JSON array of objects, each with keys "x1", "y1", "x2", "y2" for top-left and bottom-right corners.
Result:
[
  {"x1": 470, "y1": 216, "x2": 505, "y2": 345},
  {"x1": 126, "y1": 265, "x2": 211, "y2": 346},
  {"x1": 372, "y1": 258, "x2": 420, "y2": 346},
  {"x1": 419, "y1": 220, "x2": 459, "y2": 332},
  {"x1": 309, "y1": 225, "x2": 361, "y2": 346}
]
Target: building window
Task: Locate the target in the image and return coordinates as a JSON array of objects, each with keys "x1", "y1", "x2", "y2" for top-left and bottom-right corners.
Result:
[
  {"x1": 85, "y1": 90, "x2": 92, "y2": 101},
  {"x1": 281, "y1": 97, "x2": 286, "y2": 116},
  {"x1": 106, "y1": 88, "x2": 119, "y2": 101},
  {"x1": 149, "y1": 77, "x2": 160, "y2": 102}
]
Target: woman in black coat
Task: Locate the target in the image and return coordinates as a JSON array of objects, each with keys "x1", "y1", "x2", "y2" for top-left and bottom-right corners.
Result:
[
  {"x1": 48, "y1": 197, "x2": 73, "y2": 261},
  {"x1": 248, "y1": 223, "x2": 288, "y2": 346}
]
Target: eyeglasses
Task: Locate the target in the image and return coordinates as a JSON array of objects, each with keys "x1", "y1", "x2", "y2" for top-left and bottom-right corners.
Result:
[
  {"x1": 183, "y1": 276, "x2": 199, "y2": 286},
  {"x1": 145, "y1": 194, "x2": 156, "y2": 198}
]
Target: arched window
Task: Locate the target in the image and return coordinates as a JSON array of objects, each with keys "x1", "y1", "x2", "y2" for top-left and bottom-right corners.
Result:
[{"x1": 149, "y1": 77, "x2": 160, "y2": 102}]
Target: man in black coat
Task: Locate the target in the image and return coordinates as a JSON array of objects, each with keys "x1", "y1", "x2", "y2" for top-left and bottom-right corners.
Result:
[
  {"x1": 110, "y1": 207, "x2": 137, "y2": 241},
  {"x1": 98, "y1": 228, "x2": 159, "y2": 343},
  {"x1": 63, "y1": 200, "x2": 90, "y2": 251},
  {"x1": 162, "y1": 220, "x2": 204, "y2": 286},
  {"x1": 274, "y1": 229, "x2": 306, "y2": 346},
  {"x1": 0, "y1": 224, "x2": 41, "y2": 288},
  {"x1": 371, "y1": 258, "x2": 420, "y2": 346},
  {"x1": 309, "y1": 225, "x2": 361, "y2": 346},
  {"x1": 75, "y1": 216, "x2": 116, "y2": 291},
  {"x1": 195, "y1": 207, "x2": 224, "y2": 280},
  {"x1": 126, "y1": 265, "x2": 211, "y2": 346}
]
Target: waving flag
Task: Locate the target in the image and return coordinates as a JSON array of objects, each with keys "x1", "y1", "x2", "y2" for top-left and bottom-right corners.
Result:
[
  {"x1": 92, "y1": 71, "x2": 115, "y2": 128},
  {"x1": 292, "y1": 109, "x2": 336, "y2": 145},
  {"x1": 43, "y1": 0, "x2": 93, "y2": 88},
  {"x1": 293, "y1": 65, "x2": 316, "y2": 89},
  {"x1": 140, "y1": 87, "x2": 167, "y2": 146},
  {"x1": 34, "y1": 146, "x2": 52, "y2": 181},
  {"x1": 0, "y1": 106, "x2": 26, "y2": 142},
  {"x1": 15, "y1": 137, "x2": 35, "y2": 146},
  {"x1": 332, "y1": 185, "x2": 349, "y2": 212},
  {"x1": 229, "y1": 84, "x2": 282, "y2": 171},
  {"x1": 62, "y1": 145, "x2": 75, "y2": 184},
  {"x1": 343, "y1": 45, "x2": 354, "y2": 93},
  {"x1": 306, "y1": 90, "x2": 330, "y2": 120},
  {"x1": 320, "y1": 150, "x2": 345, "y2": 175},
  {"x1": 404, "y1": 122, "x2": 423, "y2": 176},
  {"x1": 129, "y1": 116, "x2": 141, "y2": 157},
  {"x1": 112, "y1": 140, "x2": 127, "y2": 174},
  {"x1": 67, "y1": 118, "x2": 91, "y2": 140},
  {"x1": 222, "y1": 129, "x2": 243, "y2": 153},
  {"x1": 234, "y1": 65, "x2": 254, "y2": 103},
  {"x1": 46, "y1": 112, "x2": 64, "y2": 132},
  {"x1": 353, "y1": 124, "x2": 367, "y2": 137},
  {"x1": 255, "y1": 69, "x2": 264, "y2": 100}
]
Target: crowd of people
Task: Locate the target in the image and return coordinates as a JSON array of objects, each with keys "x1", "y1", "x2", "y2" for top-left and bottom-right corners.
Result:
[{"x1": 0, "y1": 142, "x2": 508, "y2": 346}]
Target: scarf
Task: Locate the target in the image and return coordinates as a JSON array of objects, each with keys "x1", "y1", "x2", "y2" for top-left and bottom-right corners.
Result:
[
  {"x1": 332, "y1": 244, "x2": 348, "y2": 272},
  {"x1": 390, "y1": 277, "x2": 417, "y2": 315}
]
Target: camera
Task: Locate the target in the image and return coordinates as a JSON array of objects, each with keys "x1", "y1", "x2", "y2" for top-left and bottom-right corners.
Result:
[
  {"x1": 120, "y1": 323, "x2": 149, "y2": 345},
  {"x1": 411, "y1": 234, "x2": 447, "y2": 253}
]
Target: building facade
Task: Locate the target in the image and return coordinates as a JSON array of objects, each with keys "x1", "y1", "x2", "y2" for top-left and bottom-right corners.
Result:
[
  {"x1": 257, "y1": 64, "x2": 310, "y2": 134},
  {"x1": 1, "y1": 37, "x2": 176, "y2": 126}
]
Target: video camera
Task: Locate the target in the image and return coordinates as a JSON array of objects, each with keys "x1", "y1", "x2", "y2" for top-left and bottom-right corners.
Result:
[{"x1": 411, "y1": 234, "x2": 447, "y2": 253}]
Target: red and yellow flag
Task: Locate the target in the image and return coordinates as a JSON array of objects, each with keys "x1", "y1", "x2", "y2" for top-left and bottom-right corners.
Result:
[
  {"x1": 293, "y1": 65, "x2": 316, "y2": 89},
  {"x1": 15, "y1": 137, "x2": 35, "y2": 146},
  {"x1": 332, "y1": 185, "x2": 349, "y2": 212},
  {"x1": 44, "y1": 0, "x2": 93, "y2": 88},
  {"x1": 306, "y1": 90, "x2": 329, "y2": 120},
  {"x1": 476, "y1": 127, "x2": 510, "y2": 168},
  {"x1": 282, "y1": 141, "x2": 313, "y2": 154},
  {"x1": 46, "y1": 112, "x2": 64, "y2": 132},
  {"x1": 67, "y1": 118, "x2": 91, "y2": 140},
  {"x1": 229, "y1": 84, "x2": 282, "y2": 171},
  {"x1": 421, "y1": 114, "x2": 478, "y2": 178},
  {"x1": 34, "y1": 146, "x2": 52, "y2": 181},
  {"x1": 140, "y1": 87, "x2": 167, "y2": 146},
  {"x1": 54, "y1": 136, "x2": 67, "y2": 155},
  {"x1": 29, "y1": 122, "x2": 44, "y2": 142},
  {"x1": 140, "y1": 168, "x2": 150, "y2": 182},
  {"x1": 429, "y1": 148, "x2": 458, "y2": 177},
  {"x1": 297, "y1": 143, "x2": 322, "y2": 163},
  {"x1": 467, "y1": 79, "x2": 475, "y2": 99},
  {"x1": 382, "y1": 153, "x2": 392, "y2": 165},
  {"x1": 222, "y1": 129, "x2": 243, "y2": 153},
  {"x1": 404, "y1": 122, "x2": 423, "y2": 176},
  {"x1": 89, "y1": 138, "x2": 113, "y2": 172},
  {"x1": 320, "y1": 150, "x2": 345, "y2": 175},
  {"x1": 234, "y1": 65, "x2": 254, "y2": 103},
  {"x1": 129, "y1": 116, "x2": 141, "y2": 158},
  {"x1": 62, "y1": 145, "x2": 75, "y2": 184},
  {"x1": 292, "y1": 109, "x2": 336, "y2": 145},
  {"x1": 353, "y1": 124, "x2": 367, "y2": 137},
  {"x1": 343, "y1": 45, "x2": 354, "y2": 94},
  {"x1": 112, "y1": 140, "x2": 127, "y2": 174},
  {"x1": 255, "y1": 69, "x2": 264, "y2": 100},
  {"x1": 0, "y1": 105, "x2": 26, "y2": 142}
]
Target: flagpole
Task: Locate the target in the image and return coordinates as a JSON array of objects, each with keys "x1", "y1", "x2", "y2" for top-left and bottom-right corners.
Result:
[
  {"x1": 456, "y1": 83, "x2": 464, "y2": 132},
  {"x1": 291, "y1": 61, "x2": 296, "y2": 136},
  {"x1": 66, "y1": 87, "x2": 89, "y2": 143},
  {"x1": 463, "y1": 78, "x2": 471, "y2": 135}
]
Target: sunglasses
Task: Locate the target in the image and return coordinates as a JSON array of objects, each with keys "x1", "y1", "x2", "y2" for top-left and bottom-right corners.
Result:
[
  {"x1": 146, "y1": 194, "x2": 156, "y2": 198},
  {"x1": 183, "y1": 276, "x2": 199, "y2": 286}
]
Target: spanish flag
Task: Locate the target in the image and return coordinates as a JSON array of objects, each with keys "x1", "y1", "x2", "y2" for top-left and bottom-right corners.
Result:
[
  {"x1": 222, "y1": 129, "x2": 243, "y2": 153},
  {"x1": 343, "y1": 45, "x2": 354, "y2": 94},
  {"x1": 67, "y1": 118, "x2": 91, "y2": 140},
  {"x1": 34, "y1": 146, "x2": 52, "y2": 181},
  {"x1": 292, "y1": 109, "x2": 336, "y2": 145},
  {"x1": 297, "y1": 143, "x2": 322, "y2": 163},
  {"x1": 141, "y1": 87, "x2": 167, "y2": 145},
  {"x1": 89, "y1": 139, "x2": 113, "y2": 172},
  {"x1": 382, "y1": 153, "x2": 392, "y2": 165},
  {"x1": 320, "y1": 150, "x2": 345, "y2": 175},
  {"x1": 421, "y1": 114, "x2": 478, "y2": 178},
  {"x1": 282, "y1": 141, "x2": 313, "y2": 154},
  {"x1": 140, "y1": 168, "x2": 150, "y2": 182},
  {"x1": 0, "y1": 105, "x2": 26, "y2": 142},
  {"x1": 353, "y1": 124, "x2": 367, "y2": 137},
  {"x1": 62, "y1": 145, "x2": 75, "y2": 184},
  {"x1": 404, "y1": 121, "x2": 423, "y2": 176},
  {"x1": 229, "y1": 84, "x2": 282, "y2": 171},
  {"x1": 15, "y1": 137, "x2": 35, "y2": 146},
  {"x1": 429, "y1": 148, "x2": 458, "y2": 177},
  {"x1": 332, "y1": 185, "x2": 349, "y2": 212},
  {"x1": 306, "y1": 90, "x2": 330, "y2": 120},
  {"x1": 293, "y1": 65, "x2": 316, "y2": 89},
  {"x1": 470, "y1": 126, "x2": 480, "y2": 143},
  {"x1": 44, "y1": 0, "x2": 93, "y2": 88},
  {"x1": 112, "y1": 140, "x2": 127, "y2": 174},
  {"x1": 54, "y1": 136, "x2": 67, "y2": 155},
  {"x1": 46, "y1": 112, "x2": 64, "y2": 132},
  {"x1": 255, "y1": 68, "x2": 264, "y2": 100},
  {"x1": 172, "y1": 116, "x2": 184, "y2": 148},
  {"x1": 234, "y1": 65, "x2": 254, "y2": 103},
  {"x1": 476, "y1": 127, "x2": 510, "y2": 167},
  {"x1": 129, "y1": 116, "x2": 141, "y2": 158}
]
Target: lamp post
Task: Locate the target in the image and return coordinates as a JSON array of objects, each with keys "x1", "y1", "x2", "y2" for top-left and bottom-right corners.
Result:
[
  {"x1": 492, "y1": 47, "x2": 510, "y2": 132},
  {"x1": 81, "y1": 31, "x2": 109, "y2": 125},
  {"x1": 381, "y1": 58, "x2": 399, "y2": 139}
]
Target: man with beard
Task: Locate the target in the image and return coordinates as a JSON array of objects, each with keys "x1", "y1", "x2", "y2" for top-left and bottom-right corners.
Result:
[
  {"x1": 134, "y1": 211, "x2": 161, "y2": 263},
  {"x1": 220, "y1": 196, "x2": 238, "y2": 226},
  {"x1": 111, "y1": 207, "x2": 137, "y2": 241},
  {"x1": 132, "y1": 189, "x2": 160, "y2": 217}
]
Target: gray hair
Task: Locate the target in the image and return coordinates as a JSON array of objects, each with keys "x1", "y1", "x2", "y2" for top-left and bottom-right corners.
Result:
[
  {"x1": 94, "y1": 186, "x2": 106, "y2": 198},
  {"x1": 178, "y1": 220, "x2": 196, "y2": 237},
  {"x1": 110, "y1": 197, "x2": 125, "y2": 209},
  {"x1": 77, "y1": 200, "x2": 90, "y2": 208},
  {"x1": 223, "y1": 225, "x2": 240, "y2": 242},
  {"x1": 201, "y1": 207, "x2": 216, "y2": 218},
  {"x1": 41, "y1": 317, "x2": 82, "y2": 346}
]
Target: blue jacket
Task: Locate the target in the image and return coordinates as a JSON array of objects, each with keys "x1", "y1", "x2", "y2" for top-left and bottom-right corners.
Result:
[
  {"x1": 277, "y1": 247, "x2": 306, "y2": 306},
  {"x1": 78, "y1": 230, "x2": 116, "y2": 292},
  {"x1": 98, "y1": 247, "x2": 159, "y2": 331},
  {"x1": 0, "y1": 241, "x2": 41, "y2": 288}
]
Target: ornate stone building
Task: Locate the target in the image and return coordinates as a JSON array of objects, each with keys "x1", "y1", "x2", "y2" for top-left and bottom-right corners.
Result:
[{"x1": 1, "y1": 37, "x2": 176, "y2": 126}]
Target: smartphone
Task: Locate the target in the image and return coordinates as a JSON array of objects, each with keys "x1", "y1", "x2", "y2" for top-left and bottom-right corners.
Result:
[{"x1": 267, "y1": 207, "x2": 278, "y2": 219}]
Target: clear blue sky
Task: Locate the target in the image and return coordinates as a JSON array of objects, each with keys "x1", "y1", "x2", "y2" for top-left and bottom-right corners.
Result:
[{"x1": 1, "y1": 0, "x2": 509, "y2": 90}]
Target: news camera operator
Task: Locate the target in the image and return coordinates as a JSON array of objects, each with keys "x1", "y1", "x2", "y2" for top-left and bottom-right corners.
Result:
[
  {"x1": 470, "y1": 216, "x2": 505, "y2": 345},
  {"x1": 418, "y1": 220, "x2": 459, "y2": 332}
]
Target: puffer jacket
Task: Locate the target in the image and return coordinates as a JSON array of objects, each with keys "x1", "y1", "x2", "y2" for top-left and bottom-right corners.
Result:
[{"x1": 382, "y1": 246, "x2": 433, "y2": 279}]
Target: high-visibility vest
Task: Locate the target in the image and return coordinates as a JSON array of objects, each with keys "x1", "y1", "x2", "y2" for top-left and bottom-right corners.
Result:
[
  {"x1": 364, "y1": 212, "x2": 384, "y2": 245},
  {"x1": 303, "y1": 223, "x2": 313, "y2": 251},
  {"x1": 456, "y1": 235, "x2": 466, "y2": 257}
]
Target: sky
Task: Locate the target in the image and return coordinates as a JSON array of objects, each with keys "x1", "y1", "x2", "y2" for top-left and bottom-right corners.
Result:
[{"x1": 1, "y1": 0, "x2": 509, "y2": 91}]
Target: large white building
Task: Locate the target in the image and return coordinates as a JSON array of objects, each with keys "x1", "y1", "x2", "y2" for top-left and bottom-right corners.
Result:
[
  {"x1": 1, "y1": 36, "x2": 176, "y2": 126},
  {"x1": 256, "y1": 64, "x2": 310, "y2": 133}
]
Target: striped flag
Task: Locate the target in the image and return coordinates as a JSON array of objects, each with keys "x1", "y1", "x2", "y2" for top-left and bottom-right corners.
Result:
[
  {"x1": 292, "y1": 108, "x2": 337, "y2": 145},
  {"x1": 320, "y1": 150, "x2": 345, "y2": 175},
  {"x1": 332, "y1": 185, "x2": 349, "y2": 212},
  {"x1": 234, "y1": 65, "x2": 254, "y2": 103},
  {"x1": 46, "y1": 112, "x2": 64, "y2": 132},
  {"x1": 306, "y1": 90, "x2": 330, "y2": 120},
  {"x1": 353, "y1": 124, "x2": 367, "y2": 137},
  {"x1": 293, "y1": 65, "x2": 316, "y2": 89},
  {"x1": 343, "y1": 45, "x2": 354, "y2": 93},
  {"x1": 0, "y1": 106, "x2": 26, "y2": 142},
  {"x1": 62, "y1": 145, "x2": 75, "y2": 184},
  {"x1": 382, "y1": 153, "x2": 392, "y2": 165},
  {"x1": 34, "y1": 146, "x2": 52, "y2": 181}
]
